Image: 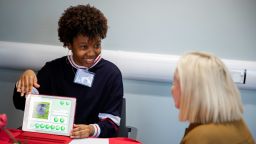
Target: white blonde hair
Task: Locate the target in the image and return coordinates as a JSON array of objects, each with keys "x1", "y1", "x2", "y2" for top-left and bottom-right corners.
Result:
[{"x1": 177, "y1": 51, "x2": 243, "y2": 123}]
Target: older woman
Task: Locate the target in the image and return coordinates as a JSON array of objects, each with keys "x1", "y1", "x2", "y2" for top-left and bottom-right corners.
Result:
[{"x1": 171, "y1": 52, "x2": 255, "y2": 144}]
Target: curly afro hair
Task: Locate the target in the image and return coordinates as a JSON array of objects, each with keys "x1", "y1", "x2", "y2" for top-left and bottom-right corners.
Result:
[{"x1": 58, "y1": 4, "x2": 108, "y2": 47}]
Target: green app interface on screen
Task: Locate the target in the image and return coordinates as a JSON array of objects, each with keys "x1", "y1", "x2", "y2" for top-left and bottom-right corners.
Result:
[{"x1": 27, "y1": 97, "x2": 72, "y2": 134}]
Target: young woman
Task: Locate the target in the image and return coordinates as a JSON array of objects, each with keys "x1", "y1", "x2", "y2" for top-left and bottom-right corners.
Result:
[{"x1": 13, "y1": 4, "x2": 123, "y2": 138}]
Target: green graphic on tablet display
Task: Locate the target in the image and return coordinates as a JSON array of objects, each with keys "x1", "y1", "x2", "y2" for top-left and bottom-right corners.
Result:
[{"x1": 22, "y1": 94, "x2": 76, "y2": 136}]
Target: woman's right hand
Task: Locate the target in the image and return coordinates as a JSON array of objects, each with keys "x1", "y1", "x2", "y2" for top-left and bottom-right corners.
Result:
[{"x1": 16, "y1": 69, "x2": 40, "y2": 97}]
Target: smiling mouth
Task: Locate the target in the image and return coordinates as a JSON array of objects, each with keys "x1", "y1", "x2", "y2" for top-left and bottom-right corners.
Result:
[{"x1": 84, "y1": 59, "x2": 95, "y2": 63}]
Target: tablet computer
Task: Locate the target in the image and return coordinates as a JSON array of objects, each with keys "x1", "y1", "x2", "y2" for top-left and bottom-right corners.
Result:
[{"x1": 22, "y1": 94, "x2": 76, "y2": 136}]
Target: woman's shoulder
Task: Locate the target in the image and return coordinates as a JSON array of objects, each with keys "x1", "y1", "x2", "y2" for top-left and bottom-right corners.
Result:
[
  {"x1": 188, "y1": 122, "x2": 233, "y2": 135},
  {"x1": 40, "y1": 56, "x2": 67, "y2": 72},
  {"x1": 183, "y1": 120, "x2": 253, "y2": 144},
  {"x1": 43, "y1": 56, "x2": 67, "y2": 67},
  {"x1": 96, "y1": 58, "x2": 121, "y2": 73},
  {"x1": 47, "y1": 56, "x2": 67, "y2": 64},
  {"x1": 100, "y1": 58, "x2": 118, "y2": 67}
]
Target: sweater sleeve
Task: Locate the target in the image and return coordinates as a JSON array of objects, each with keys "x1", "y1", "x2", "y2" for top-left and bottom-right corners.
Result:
[
  {"x1": 13, "y1": 86, "x2": 26, "y2": 110},
  {"x1": 98, "y1": 70, "x2": 124, "y2": 138}
]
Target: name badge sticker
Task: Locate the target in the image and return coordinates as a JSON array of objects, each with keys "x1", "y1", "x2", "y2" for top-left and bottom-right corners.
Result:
[{"x1": 74, "y1": 69, "x2": 95, "y2": 87}]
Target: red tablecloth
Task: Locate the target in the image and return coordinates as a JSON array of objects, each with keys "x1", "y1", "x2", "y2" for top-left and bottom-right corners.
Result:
[{"x1": 0, "y1": 129, "x2": 141, "y2": 144}]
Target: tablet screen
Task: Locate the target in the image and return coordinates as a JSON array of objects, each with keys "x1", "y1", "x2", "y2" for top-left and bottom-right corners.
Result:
[{"x1": 22, "y1": 94, "x2": 76, "y2": 136}]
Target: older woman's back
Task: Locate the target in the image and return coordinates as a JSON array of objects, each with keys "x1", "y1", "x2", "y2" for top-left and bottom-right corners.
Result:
[{"x1": 181, "y1": 119, "x2": 254, "y2": 144}]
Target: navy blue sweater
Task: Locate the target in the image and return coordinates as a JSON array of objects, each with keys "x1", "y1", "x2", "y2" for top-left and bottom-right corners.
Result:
[{"x1": 13, "y1": 56, "x2": 124, "y2": 137}]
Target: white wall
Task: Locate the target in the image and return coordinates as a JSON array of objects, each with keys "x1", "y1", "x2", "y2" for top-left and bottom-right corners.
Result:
[{"x1": 0, "y1": 0, "x2": 256, "y2": 144}]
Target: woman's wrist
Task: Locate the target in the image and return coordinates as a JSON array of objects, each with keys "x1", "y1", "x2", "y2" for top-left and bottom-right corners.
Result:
[
  {"x1": 89, "y1": 124, "x2": 100, "y2": 137},
  {"x1": 89, "y1": 124, "x2": 95, "y2": 136}
]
